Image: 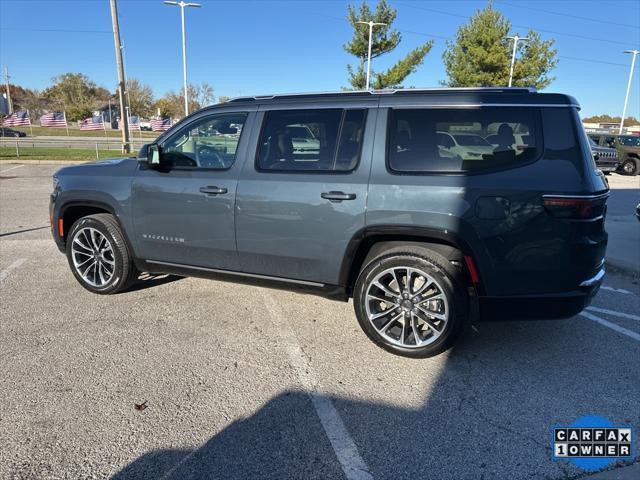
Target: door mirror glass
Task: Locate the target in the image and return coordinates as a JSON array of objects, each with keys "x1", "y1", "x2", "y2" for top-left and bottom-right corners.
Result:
[{"x1": 148, "y1": 144, "x2": 161, "y2": 166}]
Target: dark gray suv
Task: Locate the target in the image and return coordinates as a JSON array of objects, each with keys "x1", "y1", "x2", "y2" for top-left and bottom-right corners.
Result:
[{"x1": 50, "y1": 88, "x2": 609, "y2": 358}]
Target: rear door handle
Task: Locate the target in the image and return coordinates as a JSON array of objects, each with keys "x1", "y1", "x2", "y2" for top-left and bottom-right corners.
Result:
[
  {"x1": 321, "y1": 191, "x2": 357, "y2": 202},
  {"x1": 199, "y1": 186, "x2": 228, "y2": 195}
]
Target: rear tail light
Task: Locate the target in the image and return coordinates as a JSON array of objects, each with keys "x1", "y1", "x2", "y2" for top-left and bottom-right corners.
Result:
[{"x1": 542, "y1": 194, "x2": 608, "y2": 220}]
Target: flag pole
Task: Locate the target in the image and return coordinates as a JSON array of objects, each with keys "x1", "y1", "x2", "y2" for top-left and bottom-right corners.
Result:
[
  {"x1": 63, "y1": 111, "x2": 69, "y2": 136},
  {"x1": 27, "y1": 109, "x2": 33, "y2": 136},
  {"x1": 102, "y1": 113, "x2": 107, "y2": 139}
]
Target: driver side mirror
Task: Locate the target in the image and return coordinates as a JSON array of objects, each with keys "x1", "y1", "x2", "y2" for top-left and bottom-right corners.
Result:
[{"x1": 147, "y1": 144, "x2": 161, "y2": 166}]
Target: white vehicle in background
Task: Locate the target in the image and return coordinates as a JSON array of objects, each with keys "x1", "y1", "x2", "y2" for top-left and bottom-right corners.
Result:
[
  {"x1": 139, "y1": 120, "x2": 152, "y2": 131},
  {"x1": 437, "y1": 131, "x2": 494, "y2": 160}
]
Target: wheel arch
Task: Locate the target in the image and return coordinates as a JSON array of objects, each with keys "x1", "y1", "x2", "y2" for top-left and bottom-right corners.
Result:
[
  {"x1": 339, "y1": 226, "x2": 485, "y2": 297},
  {"x1": 59, "y1": 201, "x2": 136, "y2": 258}
]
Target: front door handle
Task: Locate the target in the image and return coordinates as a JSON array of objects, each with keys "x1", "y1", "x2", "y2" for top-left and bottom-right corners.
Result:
[
  {"x1": 199, "y1": 186, "x2": 228, "y2": 195},
  {"x1": 321, "y1": 191, "x2": 357, "y2": 202}
]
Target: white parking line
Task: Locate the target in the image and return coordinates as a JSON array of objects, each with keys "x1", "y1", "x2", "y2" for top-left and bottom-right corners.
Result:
[
  {"x1": 587, "y1": 306, "x2": 640, "y2": 322},
  {"x1": 0, "y1": 258, "x2": 27, "y2": 283},
  {"x1": 581, "y1": 311, "x2": 640, "y2": 342},
  {"x1": 261, "y1": 290, "x2": 374, "y2": 480},
  {"x1": 0, "y1": 164, "x2": 24, "y2": 174},
  {"x1": 601, "y1": 285, "x2": 634, "y2": 295}
]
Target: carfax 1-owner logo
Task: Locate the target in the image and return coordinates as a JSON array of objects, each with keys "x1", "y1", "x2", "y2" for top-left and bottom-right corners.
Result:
[{"x1": 552, "y1": 415, "x2": 636, "y2": 472}]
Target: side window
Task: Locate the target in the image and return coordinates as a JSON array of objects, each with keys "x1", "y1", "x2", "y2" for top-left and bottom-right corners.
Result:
[
  {"x1": 161, "y1": 112, "x2": 248, "y2": 169},
  {"x1": 257, "y1": 109, "x2": 367, "y2": 172},
  {"x1": 387, "y1": 108, "x2": 542, "y2": 173}
]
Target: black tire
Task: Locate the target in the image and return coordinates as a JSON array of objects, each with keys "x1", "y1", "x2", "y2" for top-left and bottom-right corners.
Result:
[
  {"x1": 620, "y1": 158, "x2": 638, "y2": 176},
  {"x1": 353, "y1": 248, "x2": 468, "y2": 358},
  {"x1": 65, "y1": 213, "x2": 138, "y2": 294}
]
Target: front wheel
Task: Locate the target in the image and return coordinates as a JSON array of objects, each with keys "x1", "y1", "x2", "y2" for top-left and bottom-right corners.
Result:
[
  {"x1": 353, "y1": 251, "x2": 468, "y2": 358},
  {"x1": 66, "y1": 214, "x2": 138, "y2": 294},
  {"x1": 620, "y1": 158, "x2": 638, "y2": 176}
]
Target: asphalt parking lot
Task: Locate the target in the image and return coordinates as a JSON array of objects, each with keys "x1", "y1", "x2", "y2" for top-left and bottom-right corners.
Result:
[{"x1": 1, "y1": 163, "x2": 639, "y2": 480}]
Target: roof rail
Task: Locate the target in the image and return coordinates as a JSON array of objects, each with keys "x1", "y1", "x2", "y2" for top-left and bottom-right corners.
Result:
[{"x1": 227, "y1": 87, "x2": 537, "y2": 103}]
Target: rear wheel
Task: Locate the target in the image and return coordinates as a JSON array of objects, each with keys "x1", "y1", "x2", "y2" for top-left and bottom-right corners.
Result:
[
  {"x1": 353, "y1": 250, "x2": 468, "y2": 358},
  {"x1": 66, "y1": 214, "x2": 138, "y2": 294}
]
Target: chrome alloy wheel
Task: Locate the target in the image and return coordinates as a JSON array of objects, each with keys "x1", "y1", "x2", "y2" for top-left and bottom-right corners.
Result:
[
  {"x1": 364, "y1": 266, "x2": 449, "y2": 348},
  {"x1": 71, "y1": 227, "x2": 116, "y2": 288}
]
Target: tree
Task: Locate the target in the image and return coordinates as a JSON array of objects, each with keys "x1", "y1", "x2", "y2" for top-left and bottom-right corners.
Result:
[
  {"x1": 442, "y1": 3, "x2": 558, "y2": 89},
  {"x1": 583, "y1": 114, "x2": 640, "y2": 126},
  {"x1": 5, "y1": 84, "x2": 52, "y2": 120},
  {"x1": 43, "y1": 73, "x2": 110, "y2": 121},
  {"x1": 153, "y1": 82, "x2": 215, "y2": 119},
  {"x1": 125, "y1": 78, "x2": 154, "y2": 117},
  {"x1": 344, "y1": 0, "x2": 433, "y2": 89},
  {"x1": 217, "y1": 95, "x2": 230, "y2": 104}
]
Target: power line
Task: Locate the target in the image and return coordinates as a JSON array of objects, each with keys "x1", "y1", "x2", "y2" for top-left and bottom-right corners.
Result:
[
  {"x1": 495, "y1": 0, "x2": 640, "y2": 30},
  {"x1": 393, "y1": 2, "x2": 638, "y2": 47}
]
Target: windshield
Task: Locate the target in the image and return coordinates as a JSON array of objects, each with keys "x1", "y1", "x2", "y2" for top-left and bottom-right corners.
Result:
[{"x1": 453, "y1": 134, "x2": 491, "y2": 147}]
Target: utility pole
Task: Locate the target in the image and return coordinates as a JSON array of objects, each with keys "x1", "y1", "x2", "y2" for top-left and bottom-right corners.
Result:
[
  {"x1": 164, "y1": 1, "x2": 201, "y2": 117},
  {"x1": 506, "y1": 34, "x2": 528, "y2": 87},
  {"x1": 4, "y1": 67, "x2": 13, "y2": 114},
  {"x1": 109, "y1": 0, "x2": 131, "y2": 153},
  {"x1": 619, "y1": 49, "x2": 639, "y2": 135},
  {"x1": 356, "y1": 20, "x2": 386, "y2": 91}
]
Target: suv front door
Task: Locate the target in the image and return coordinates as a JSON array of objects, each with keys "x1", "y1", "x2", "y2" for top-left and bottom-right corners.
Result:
[
  {"x1": 235, "y1": 105, "x2": 376, "y2": 285},
  {"x1": 131, "y1": 110, "x2": 256, "y2": 270}
]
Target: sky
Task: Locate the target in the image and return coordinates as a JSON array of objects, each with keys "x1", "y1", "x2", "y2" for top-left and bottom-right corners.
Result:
[{"x1": 0, "y1": 0, "x2": 639, "y2": 119}]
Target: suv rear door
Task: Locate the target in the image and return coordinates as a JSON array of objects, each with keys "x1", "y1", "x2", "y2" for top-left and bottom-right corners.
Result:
[
  {"x1": 235, "y1": 103, "x2": 377, "y2": 284},
  {"x1": 131, "y1": 108, "x2": 257, "y2": 270}
]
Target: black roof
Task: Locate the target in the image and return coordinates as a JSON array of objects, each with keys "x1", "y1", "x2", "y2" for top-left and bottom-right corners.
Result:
[{"x1": 222, "y1": 87, "x2": 579, "y2": 109}]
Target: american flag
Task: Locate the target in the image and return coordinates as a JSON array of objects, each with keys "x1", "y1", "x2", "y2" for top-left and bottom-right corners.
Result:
[
  {"x1": 2, "y1": 110, "x2": 31, "y2": 126},
  {"x1": 79, "y1": 116, "x2": 105, "y2": 131},
  {"x1": 118, "y1": 115, "x2": 141, "y2": 131},
  {"x1": 40, "y1": 111, "x2": 67, "y2": 128},
  {"x1": 150, "y1": 117, "x2": 172, "y2": 132}
]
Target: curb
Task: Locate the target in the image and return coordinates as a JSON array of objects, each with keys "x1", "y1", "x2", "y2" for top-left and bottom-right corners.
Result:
[{"x1": 605, "y1": 259, "x2": 640, "y2": 279}]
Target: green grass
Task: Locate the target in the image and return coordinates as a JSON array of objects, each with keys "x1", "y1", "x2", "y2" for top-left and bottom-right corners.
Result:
[
  {"x1": 0, "y1": 146, "x2": 130, "y2": 161},
  {"x1": 8, "y1": 126, "x2": 159, "y2": 139}
]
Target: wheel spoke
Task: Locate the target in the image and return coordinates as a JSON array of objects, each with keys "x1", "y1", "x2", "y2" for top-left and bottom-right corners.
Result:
[
  {"x1": 416, "y1": 304, "x2": 447, "y2": 321},
  {"x1": 414, "y1": 307, "x2": 445, "y2": 333},
  {"x1": 373, "y1": 280, "x2": 399, "y2": 299},
  {"x1": 73, "y1": 238, "x2": 92, "y2": 253},
  {"x1": 392, "y1": 268, "x2": 405, "y2": 293},
  {"x1": 370, "y1": 305, "x2": 399, "y2": 320},
  {"x1": 366, "y1": 293, "x2": 395, "y2": 304},
  {"x1": 410, "y1": 313, "x2": 422, "y2": 345},
  {"x1": 97, "y1": 262, "x2": 107, "y2": 285},
  {"x1": 379, "y1": 311, "x2": 402, "y2": 333}
]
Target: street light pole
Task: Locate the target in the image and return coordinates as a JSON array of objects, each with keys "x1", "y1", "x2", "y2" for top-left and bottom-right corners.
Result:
[
  {"x1": 506, "y1": 34, "x2": 528, "y2": 87},
  {"x1": 356, "y1": 20, "x2": 386, "y2": 90},
  {"x1": 164, "y1": 1, "x2": 201, "y2": 117},
  {"x1": 619, "y1": 49, "x2": 639, "y2": 135}
]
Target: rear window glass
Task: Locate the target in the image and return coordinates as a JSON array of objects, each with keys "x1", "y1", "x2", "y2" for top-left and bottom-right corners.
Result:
[
  {"x1": 257, "y1": 109, "x2": 367, "y2": 172},
  {"x1": 387, "y1": 108, "x2": 542, "y2": 173}
]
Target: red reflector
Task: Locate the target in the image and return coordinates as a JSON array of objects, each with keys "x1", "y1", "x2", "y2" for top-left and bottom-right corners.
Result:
[
  {"x1": 58, "y1": 219, "x2": 64, "y2": 237},
  {"x1": 464, "y1": 255, "x2": 480, "y2": 284}
]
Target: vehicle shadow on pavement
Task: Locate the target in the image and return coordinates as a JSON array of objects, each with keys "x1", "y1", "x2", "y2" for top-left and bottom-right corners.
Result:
[
  {"x1": 110, "y1": 320, "x2": 639, "y2": 480},
  {"x1": 125, "y1": 273, "x2": 183, "y2": 293}
]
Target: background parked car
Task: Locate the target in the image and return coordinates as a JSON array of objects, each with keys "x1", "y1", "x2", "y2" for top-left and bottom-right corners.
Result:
[
  {"x1": 587, "y1": 133, "x2": 640, "y2": 176},
  {"x1": 0, "y1": 127, "x2": 27, "y2": 137},
  {"x1": 588, "y1": 137, "x2": 619, "y2": 174}
]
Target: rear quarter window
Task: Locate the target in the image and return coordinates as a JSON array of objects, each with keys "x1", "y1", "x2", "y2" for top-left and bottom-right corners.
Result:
[{"x1": 387, "y1": 107, "x2": 543, "y2": 174}]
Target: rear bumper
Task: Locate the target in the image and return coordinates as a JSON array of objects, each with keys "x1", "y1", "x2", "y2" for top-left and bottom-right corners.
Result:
[{"x1": 479, "y1": 267, "x2": 604, "y2": 321}]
